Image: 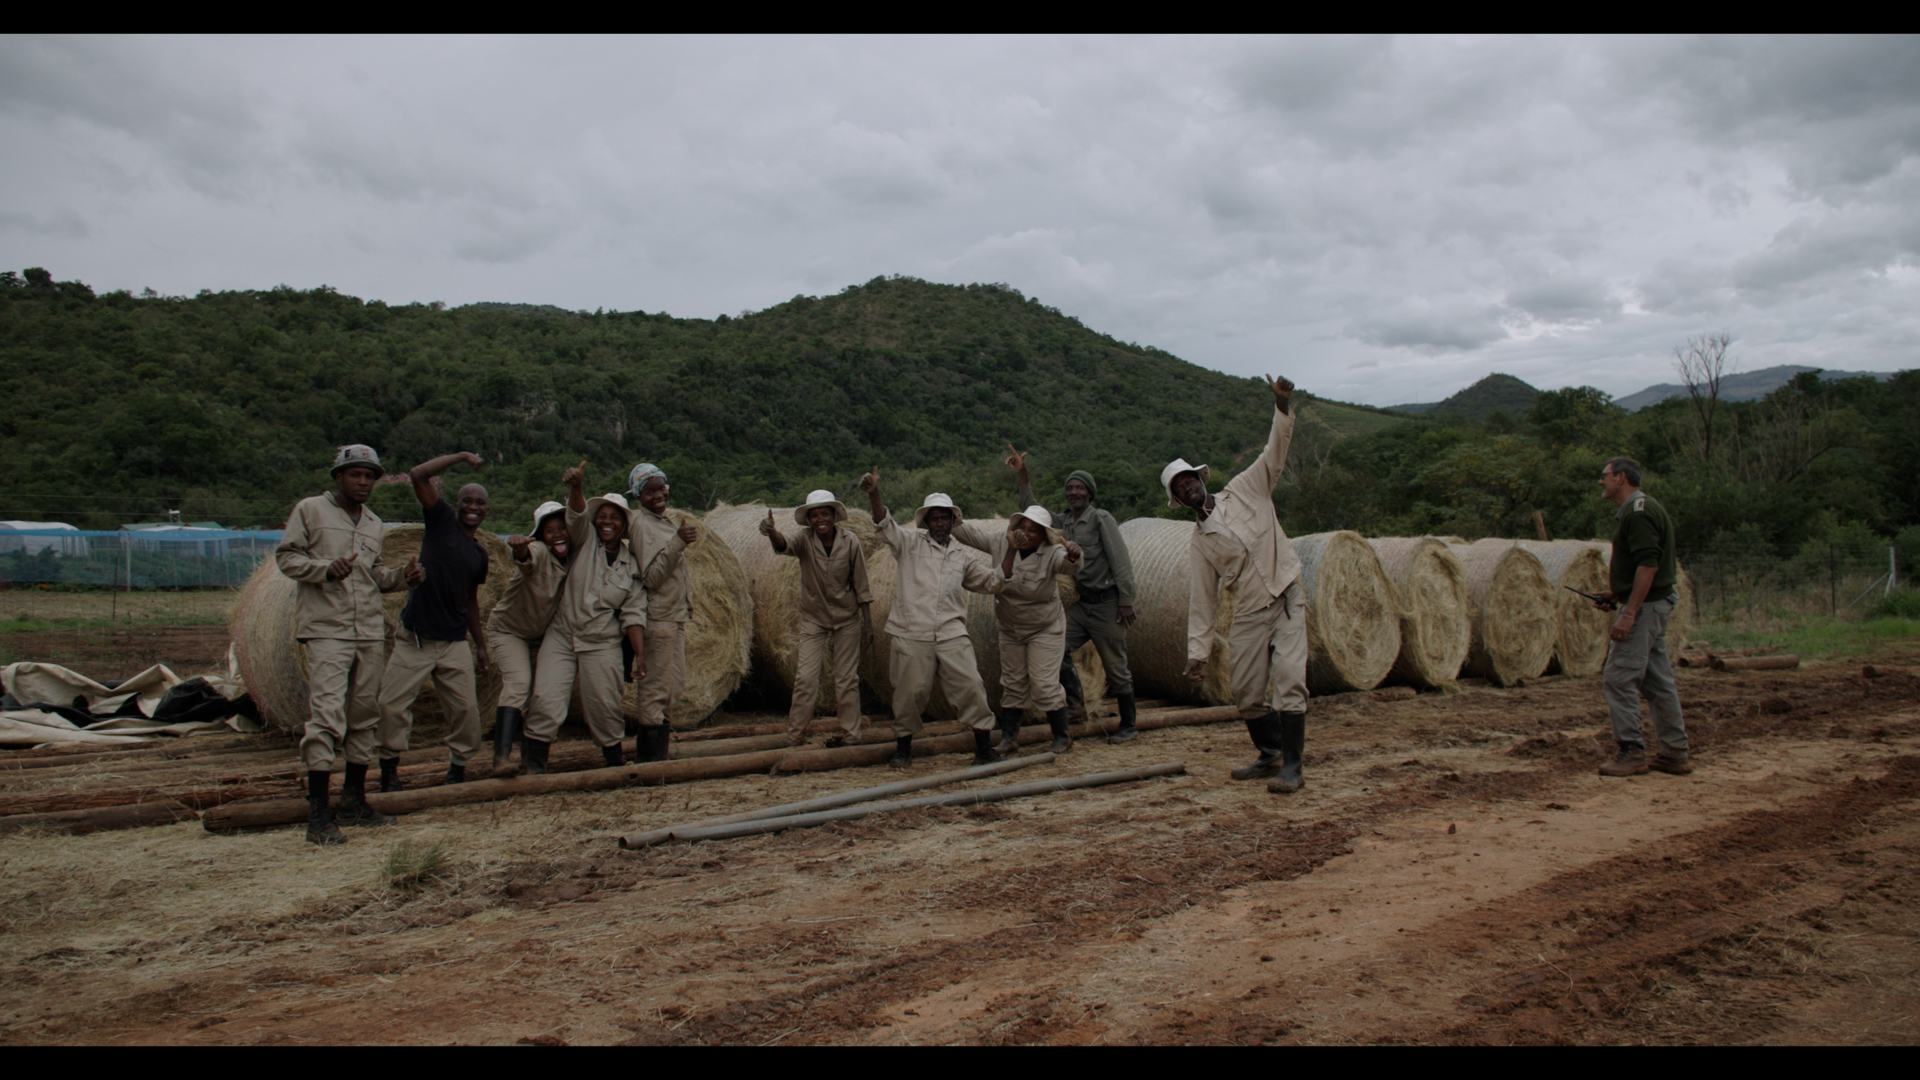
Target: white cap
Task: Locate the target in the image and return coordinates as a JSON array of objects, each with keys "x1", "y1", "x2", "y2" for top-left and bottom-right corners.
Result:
[
  {"x1": 1160, "y1": 458, "x2": 1211, "y2": 509},
  {"x1": 912, "y1": 492, "x2": 964, "y2": 529},
  {"x1": 1011, "y1": 504, "x2": 1054, "y2": 531},
  {"x1": 793, "y1": 490, "x2": 849, "y2": 526}
]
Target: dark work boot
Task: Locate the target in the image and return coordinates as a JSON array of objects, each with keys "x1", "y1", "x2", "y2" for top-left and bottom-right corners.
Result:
[
  {"x1": 1046, "y1": 707, "x2": 1073, "y2": 754},
  {"x1": 520, "y1": 738, "x2": 551, "y2": 776},
  {"x1": 378, "y1": 757, "x2": 405, "y2": 793},
  {"x1": 1266, "y1": 712, "x2": 1306, "y2": 794},
  {"x1": 304, "y1": 770, "x2": 345, "y2": 846},
  {"x1": 336, "y1": 763, "x2": 395, "y2": 827},
  {"x1": 1060, "y1": 660, "x2": 1087, "y2": 722},
  {"x1": 444, "y1": 759, "x2": 467, "y2": 785},
  {"x1": 1108, "y1": 693, "x2": 1139, "y2": 745},
  {"x1": 601, "y1": 742, "x2": 625, "y2": 768},
  {"x1": 973, "y1": 728, "x2": 1005, "y2": 765},
  {"x1": 994, "y1": 708, "x2": 1022, "y2": 756},
  {"x1": 1599, "y1": 743, "x2": 1650, "y2": 777},
  {"x1": 643, "y1": 725, "x2": 672, "y2": 763},
  {"x1": 887, "y1": 736, "x2": 913, "y2": 769},
  {"x1": 491, "y1": 706, "x2": 522, "y2": 778},
  {"x1": 1230, "y1": 712, "x2": 1286, "y2": 781}
]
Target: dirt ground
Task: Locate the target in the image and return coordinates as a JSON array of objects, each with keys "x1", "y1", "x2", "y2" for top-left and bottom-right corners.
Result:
[{"x1": 2, "y1": 633, "x2": 1917, "y2": 1045}]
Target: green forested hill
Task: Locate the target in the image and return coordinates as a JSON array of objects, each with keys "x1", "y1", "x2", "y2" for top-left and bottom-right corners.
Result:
[
  {"x1": 0, "y1": 270, "x2": 1307, "y2": 528},
  {"x1": 1390, "y1": 373, "x2": 1541, "y2": 419}
]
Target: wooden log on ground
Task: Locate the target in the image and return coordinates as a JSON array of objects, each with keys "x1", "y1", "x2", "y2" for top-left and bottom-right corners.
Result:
[
  {"x1": 0, "y1": 800, "x2": 198, "y2": 836},
  {"x1": 619, "y1": 753, "x2": 1054, "y2": 848},
  {"x1": 1, "y1": 736, "x2": 288, "y2": 772},
  {"x1": 1711, "y1": 654, "x2": 1800, "y2": 671},
  {"x1": 772, "y1": 704, "x2": 1242, "y2": 773},
  {"x1": 663, "y1": 762, "x2": 1187, "y2": 844}
]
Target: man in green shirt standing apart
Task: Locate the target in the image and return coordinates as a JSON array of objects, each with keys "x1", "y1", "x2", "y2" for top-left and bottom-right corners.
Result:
[{"x1": 1594, "y1": 456, "x2": 1690, "y2": 777}]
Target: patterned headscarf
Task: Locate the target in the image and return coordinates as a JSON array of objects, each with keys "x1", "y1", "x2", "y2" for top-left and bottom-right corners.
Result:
[{"x1": 626, "y1": 463, "x2": 667, "y2": 496}]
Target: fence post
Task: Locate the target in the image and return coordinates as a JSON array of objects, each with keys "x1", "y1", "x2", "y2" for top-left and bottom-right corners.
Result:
[
  {"x1": 1892, "y1": 545, "x2": 1899, "y2": 596},
  {"x1": 1829, "y1": 542, "x2": 1836, "y2": 617}
]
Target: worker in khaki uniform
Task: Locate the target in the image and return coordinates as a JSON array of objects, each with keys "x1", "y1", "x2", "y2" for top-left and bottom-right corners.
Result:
[
  {"x1": 625, "y1": 463, "x2": 698, "y2": 763},
  {"x1": 1593, "y1": 456, "x2": 1690, "y2": 778},
  {"x1": 758, "y1": 491, "x2": 875, "y2": 748},
  {"x1": 375, "y1": 451, "x2": 493, "y2": 792},
  {"x1": 952, "y1": 507, "x2": 1081, "y2": 755},
  {"x1": 484, "y1": 501, "x2": 570, "y2": 777},
  {"x1": 275, "y1": 444, "x2": 421, "y2": 845},
  {"x1": 1165, "y1": 375, "x2": 1310, "y2": 795},
  {"x1": 1010, "y1": 450, "x2": 1141, "y2": 742},
  {"x1": 859, "y1": 468, "x2": 1008, "y2": 769},
  {"x1": 521, "y1": 462, "x2": 649, "y2": 774}
]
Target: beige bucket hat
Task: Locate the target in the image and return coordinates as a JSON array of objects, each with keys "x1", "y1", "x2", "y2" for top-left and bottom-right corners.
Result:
[
  {"x1": 793, "y1": 489, "x2": 849, "y2": 526},
  {"x1": 583, "y1": 492, "x2": 632, "y2": 528},
  {"x1": 912, "y1": 492, "x2": 964, "y2": 529},
  {"x1": 1160, "y1": 458, "x2": 1210, "y2": 509},
  {"x1": 531, "y1": 500, "x2": 567, "y2": 533},
  {"x1": 1011, "y1": 504, "x2": 1054, "y2": 531}
]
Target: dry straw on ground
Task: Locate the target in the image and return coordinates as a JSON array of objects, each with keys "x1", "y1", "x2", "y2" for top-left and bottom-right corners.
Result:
[
  {"x1": 1514, "y1": 539, "x2": 1613, "y2": 677},
  {"x1": 1446, "y1": 540, "x2": 1557, "y2": 686},
  {"x1": 621, "y1": 507, "x2": 754, "y2": 730},
  {"x1": 1367, "y1": 537, "x2": 1471, "y2": 688},
  {"x1": 232, "y1": 525, "x2": 514, "y2": 740}
]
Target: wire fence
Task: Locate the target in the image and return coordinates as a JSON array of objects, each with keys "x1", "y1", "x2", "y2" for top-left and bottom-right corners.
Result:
[
  {"x1": 0, "y1": 529, "x2": 285, "y2": 589},
  {"x1": 1681, "y1": 541, "x2": 1904, "y2": 620}
]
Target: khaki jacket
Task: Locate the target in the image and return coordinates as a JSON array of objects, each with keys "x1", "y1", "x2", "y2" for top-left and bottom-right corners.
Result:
[
  {"x1": 275, "y1": 492, "x2": 406, "y2": 642},
  {"x1": 953, "y1": 522, "x2": 1078, "y2": 634},
  {"x1": 550, "y1": 506, "x2": 648, "y2": 651},
  {"x1": 628, "y1": 507, "x2": 692, "y2": 624},
  {"x1": 485, "y1": 540, "x2": 567, "y2": 640},
  {"x1": 1188, "y1": 406, "x2": 1302, "y2": 663},
  {"x1": 776, "y1": 525, "x2": 873, "y2": 630},
  {"x1": 877, "y1": 510, "x2": 1006, "y2": 643}
]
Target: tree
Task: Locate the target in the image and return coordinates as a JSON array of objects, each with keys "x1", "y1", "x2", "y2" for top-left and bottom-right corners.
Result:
[{"x1": 1674, "y1": 332, "x2": 1732, "y2": 463}]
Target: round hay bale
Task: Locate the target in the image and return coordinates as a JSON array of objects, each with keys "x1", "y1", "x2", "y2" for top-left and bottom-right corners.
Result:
[
  {"x1": 1513, "y1": 540, "x2": 1612, "y2": 677},
  {"x1": 616, "y1": 507, "x2": 753, "y2": 730},
  {"x1": 232, "y1": 524, "x2": 515, "y2": 738},
  {"x1": 1116, "y1": 518, "x2": 1222, "y2": 704},
  {"x1": 1446, "y1": 540, "x2": 1557, "y2": 686},
  {"x1": 1367, "y1": 537, "x2": 1471, "y2": 688},
  {"x1": 1291, "y1": 531, "x2": 1400, "y2": 693}
]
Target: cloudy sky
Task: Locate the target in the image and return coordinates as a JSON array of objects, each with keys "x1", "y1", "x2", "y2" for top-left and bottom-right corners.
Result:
[{"x1": 3, "y1": 35, "x2": 1916, "y2": 405}]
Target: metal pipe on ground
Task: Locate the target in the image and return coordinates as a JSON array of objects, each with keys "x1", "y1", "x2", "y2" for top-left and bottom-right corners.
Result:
[
  {"x1": 661, "y1": 761, "x2": 1186, "y2": 845},
  {"x1": 772, "y1": 704, "x2": 1242, "y2": 772},
  {"x1": 619, "y1": 753, "x2": 1054, "y2": 848}
]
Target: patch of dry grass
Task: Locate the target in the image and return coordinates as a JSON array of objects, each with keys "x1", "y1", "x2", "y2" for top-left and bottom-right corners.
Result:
[{"x1": 0, "y1": 589, "x2": 235, "y2": 630}]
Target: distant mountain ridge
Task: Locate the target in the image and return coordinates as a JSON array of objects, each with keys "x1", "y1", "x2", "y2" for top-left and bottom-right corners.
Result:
[{"x1": 1610, "y1": 364, "x2": 1897, "y2": 412}]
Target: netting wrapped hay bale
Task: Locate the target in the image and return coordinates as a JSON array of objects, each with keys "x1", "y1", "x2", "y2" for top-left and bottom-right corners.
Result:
[
  {"x1": 232, "y1": 523, "x2": 514, "y2": 738},
  {"x1": 1117, "y1": 518, "x2": 1221, "y2": 704},
  {"x1": 1514, "y1": 539, "x2": 1612, "y2": 677},
  {"x1": 1367, "y1": 537, "x2": 1471, "y2": 688},
  {"x1": 618, "y1": 507, "x2": 753, "y2": 729},
  {"x1": 1290, "y1": 531, "x2": 1400, "y2": 693},
  {"x1": 1446, "y1": 540, "x2": 1557, "y2": 686}
]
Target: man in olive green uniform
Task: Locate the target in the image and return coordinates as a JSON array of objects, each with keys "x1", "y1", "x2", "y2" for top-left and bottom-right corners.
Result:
[
  {"x1": 759, "y1": 492, "x2": 875, "y2": 748},
  {"x1": 275, "y1": 444, "x2": 420, "y2": 845},
  {"x1": 1010, "y1": 450, "x2": 1140, "y2": 742},
  {"x1": 626, "y1": 463, "x2": 697, "y2": 763},
  {"x1": 1594, "y1": 457, "x2": 1690, "y2": 777}
]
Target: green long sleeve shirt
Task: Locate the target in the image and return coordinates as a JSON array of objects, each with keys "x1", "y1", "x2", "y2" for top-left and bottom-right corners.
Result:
[{"x1": 1610, "y1": 489, "x2": 1679, "y2": 601}]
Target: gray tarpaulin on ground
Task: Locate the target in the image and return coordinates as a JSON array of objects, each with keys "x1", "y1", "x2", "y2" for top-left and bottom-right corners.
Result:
[{"x1": 0, "y1": 655, "x2": 261, "y2": 748}]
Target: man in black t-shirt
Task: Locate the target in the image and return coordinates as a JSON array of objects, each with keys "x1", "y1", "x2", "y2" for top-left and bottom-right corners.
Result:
[{"x1": 375, "y1": 451, "x2": 494, "y2": 790}]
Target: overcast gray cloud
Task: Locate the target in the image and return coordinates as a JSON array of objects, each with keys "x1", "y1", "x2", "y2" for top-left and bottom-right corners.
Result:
[{"x1": 1, "y1": 34, "x2": 1914, "y2": 405}]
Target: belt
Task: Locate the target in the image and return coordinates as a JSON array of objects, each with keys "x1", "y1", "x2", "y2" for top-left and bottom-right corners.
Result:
[{"x1": 1075, "y1": 584, "x2": 1118, "y2": 604}]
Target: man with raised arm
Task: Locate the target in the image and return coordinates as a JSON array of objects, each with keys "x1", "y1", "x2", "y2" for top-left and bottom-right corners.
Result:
[
  {"x1": 275, "y1": 444, "x2": 421, "y2": 845},
  {"x1": 859, "y1": 466, "x2": 1008, "y2": 769},
  {"x1": 625, "y1": 463, "x2": 699, "y2": 763},
  {"x1": 760, "y1": 493, "x2": 875, "y2": 749},
  {"x1": 374, "y1": 451, "x2": 493, "y2": 793},
  {"x1": 1163, "y1": 375, "x2": 1310, "y2": 795},
  {"x1": 1009, "y1": 447, "x2": 1141, "y2": 743}
]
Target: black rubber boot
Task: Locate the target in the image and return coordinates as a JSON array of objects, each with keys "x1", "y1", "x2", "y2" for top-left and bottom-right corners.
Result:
[
  {"x1": 1108, "y1": 693, "x2": 1139, "y2": 744},
  {"x1": 887, "y1": 736, "x2": 913, "y2": 769},
  {"x1": 643, "y1": 725, "x2": 671, "y2": 763},
  {"x1": 1059, "y1": 660, "x2": 1087, "y2": 722},
  {"x1": 491, "y1": 706, "x2": 521, "y2": 778},
  {"x1": 336, "y1": 763, "x2": 395, "y2": 826},
  {"x1": 520, "y1": 737, "x2": 551, "y2": 776},
  {"x1": 304, "y1": 770, "x2": 346, "y2": 846},
  {"x1": 378, "y1": 757, "x2": 405, "y2": 793},
  {"x1": 1267, "y1": 712, "x2": 1306, "y2": 794},
  {"x1": 973, "y1": 728, "x2": 1005, "y2": 765},
  {"x1": 1230, "y1": 712, "x2": 1286, "y2": 781},
  {"x1": 994, "y1": 708, "x2": 1022, "y2": 756},
  {"x1": 1046, "y1": 707, "x2": 1073, "y2": 754},
  {"x1": 444, "y1": 759, "x2": 467, "y2": 785},
  {"x1": 601, "y1": 742, "x2": 625, "y2": 768}
]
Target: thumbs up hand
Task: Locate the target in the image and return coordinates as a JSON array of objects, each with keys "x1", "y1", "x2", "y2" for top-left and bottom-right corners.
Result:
[
  {"x1": 404, "y1": 555, "x2": 425, "y2": 587},
  {"x1": 757, "y1": 507, "x2": 776, "y2": 537},
  {"x1": 858, "y1": 465, "x2": 880, "y2": 494}
]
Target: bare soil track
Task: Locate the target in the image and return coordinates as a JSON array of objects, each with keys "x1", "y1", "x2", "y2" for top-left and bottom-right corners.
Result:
[{"x1": 2, "y1": 633, "x2": 1917, "y2": 1045}]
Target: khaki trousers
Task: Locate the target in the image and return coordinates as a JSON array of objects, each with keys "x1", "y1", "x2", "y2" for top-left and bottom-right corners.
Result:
[
  {"x1": 1603, "y1": 597, "x2": 1687, "y2": 754},
  {"x1": 999, "y1": 620, "x2": 1068, "y2": 712},
  {"x1": 486, "y1": 629, "x2": 541, "y2": 711},
  {"x1": 634, "y1": 621, "x2": 687, "y2": 728},
  {"x1": 889, "y1": 636, "x2": 994, "y2": 737},
  {"x1": 376, "y1": 633, "x2": 482, "y2": 763},
  {"x1": 1063, "y1": 597, "x2": 1134, "y2": 698},
  {"x1": 525, "y1": 636, "x2": 626, "y2": 748},
  {"x1": 787, "y1": 619, "x2": 864, "y2": 741},
  {"x1": 1230, "y1": 580, "x2": 1309, "y2": 720},
  {"x1": 299, "y1": 638, "x2": 386, "y2": 772}
]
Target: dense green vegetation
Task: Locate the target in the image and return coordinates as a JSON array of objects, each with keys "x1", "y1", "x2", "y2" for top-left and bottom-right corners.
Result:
[{"x1": 1, "y1": 267, "x2": 1913, "y2": 583}]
